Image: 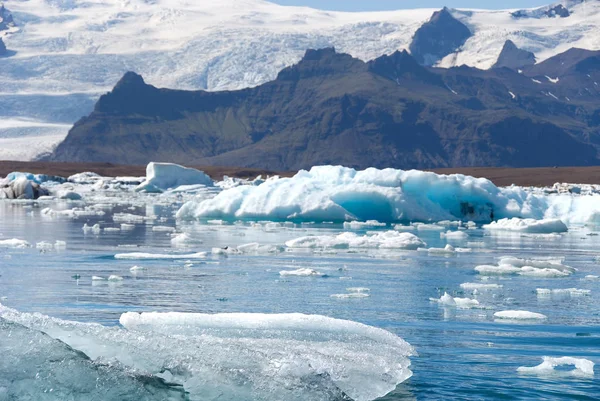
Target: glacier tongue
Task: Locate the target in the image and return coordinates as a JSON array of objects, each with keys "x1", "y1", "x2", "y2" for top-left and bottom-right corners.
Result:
[{"x1": 0, "y1": 304, "x2": 414, "y2": 401}]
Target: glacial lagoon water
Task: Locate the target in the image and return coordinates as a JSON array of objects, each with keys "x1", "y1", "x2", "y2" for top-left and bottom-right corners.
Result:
[{"x1": 1, "y1": 197, "x2": 599, "y2": 400}]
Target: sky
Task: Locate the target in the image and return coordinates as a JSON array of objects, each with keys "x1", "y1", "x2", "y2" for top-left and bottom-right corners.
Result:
[{"x1": 271, "y1": 1, "x2": 552, "y2": 11}]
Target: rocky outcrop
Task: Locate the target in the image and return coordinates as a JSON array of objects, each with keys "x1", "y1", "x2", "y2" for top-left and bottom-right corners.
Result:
[
  {"x1": 409, "y1": 7, "x2": 471, "y2": 66},
  {"x1": 492, "y1": 40, "x2": 536, "y2": 70},
  {"x1": 0, "y1": 4, "x2": 14, "y2": 31},
  {"x1": 0, "y1": 177, "x2": 49, "y2": 199},
  {"x1": 0, "y1": 38, "x2": 6, "y2": 56},
  {"x1": 512, "y1": 4, "x2": 571, "y2": 19}
]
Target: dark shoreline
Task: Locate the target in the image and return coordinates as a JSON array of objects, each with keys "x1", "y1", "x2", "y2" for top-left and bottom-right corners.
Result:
[{"x1": 2, "y1": 161, "x2": 600, "y2": 187}]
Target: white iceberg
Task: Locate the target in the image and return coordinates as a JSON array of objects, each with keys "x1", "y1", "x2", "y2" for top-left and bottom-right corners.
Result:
[
  {"x1": 494, "y1": 310, "x2": 547, "y2": 320},
  {"x1": 285, "y1": 231, "x2": 425, "y2": 250},
  {"x1": 536, "y1": 288, "x2": 590, "y2": 296},
  {"x1": 422, "y1": 244, "x2": 471, "y2": 255},
  {"x1": 475, "y1": 257, "x2": 574, "y2": 277},
  {"x1": 440, "y1": 230, "x2": 468, "y2": 240},
  {"x1": 114, "y1": 252, "x2": 207, "y2": 260},
  {"x1": 460, "y1": 283, "x2": 503, "y2": 290},
  {"x1": 483, "y1": 218, "x2": 568, "y2": 233},
  {"x1": 136, "y1": 162, "x2": 213, "y2": 193},
  {"x1": 0, "y1": 238, "x2": 31, "y2": 248},
  {"x1": 279, "y1": 268, "x2": 325, "y2": 277},
  {"x1": 518, "y1": 357, "x2": 595, "y2": 377},
  {"x1": 430, "y1": 292, "x2": 481, "y2": 308},
  {"x1": 213, "y1": 243, "x2": 284, "y2": 255}
]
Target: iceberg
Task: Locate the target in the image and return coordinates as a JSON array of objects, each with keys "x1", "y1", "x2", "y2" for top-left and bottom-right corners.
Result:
[
  {"x1": 136, "y1": 162, "x2": 213, "y2": 193},
  {"x1": 518, "y1": 357, "x2": 595, "y2": 377},
  {"x1": 430, "y1": 292, "x2": 482, "y2": 308},
  {"x1": 175, "y1": 166, "x2": 600, "y2": 226},
  {"x1": 483, "y1": 218, "x2": 568, "y2": 233},
  {"x1": 285, "y1": 231, "x2": 425, "y2": 250},
  {"x1": 0, "y1": 305, "x2": 415, "y2": 401},
  {"x1": 0, "y1": 238, "x2": 30, "y2": 248},
  {"x1": 114, "y1": 252, "x2": 207, "y2": 260},
  {"x1": 279, "y1": 268, "x2": 326, "y2": 277},
  {"x1": 494, "y1": 310, "x2": 548, "y2": 320}
]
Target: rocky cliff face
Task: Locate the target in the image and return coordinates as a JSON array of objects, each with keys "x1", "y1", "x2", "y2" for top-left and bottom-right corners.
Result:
[
  {"x1": 408, "y1": 8, "x2": 471, "y2": 66},
  {"x1": 49, "y1": 47, "x2": 600, "y2": 170},
  {"x1": 0, "y1": 4, "x2": 14, "y2": 31},
  {"x1": 493, "y1": 40, "x2": 536, "y2": 70}
]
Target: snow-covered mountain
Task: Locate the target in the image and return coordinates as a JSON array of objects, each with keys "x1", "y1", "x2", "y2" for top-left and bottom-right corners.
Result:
[{"x1": 1, "y1": 0, "x2": 599, "y2": 160}]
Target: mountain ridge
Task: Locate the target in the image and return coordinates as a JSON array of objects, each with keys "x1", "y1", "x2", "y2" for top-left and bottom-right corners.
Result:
[{"x1": 49, "y1": 46, "x2": 600, "y2": 170}]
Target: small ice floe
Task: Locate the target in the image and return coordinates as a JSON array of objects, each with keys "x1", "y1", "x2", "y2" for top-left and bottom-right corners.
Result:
[
  {"x1": 343, "y1": 220, "x2": 386, "y2": 230},
  {"x1": 0, "y1": 238, "x2": 31, "y2": 248},
  {"x1": 107, "y1": 275, "x2": 124, "y2": 281},
  {"x1": 494, "y1": 310, "x2": 547, "y2": 321},
  {"x1": 285, "y1": 231, "x2": 425, "y2": 250},
  {"x1": 171, "y1": 232, "x2": 203, "y2": 247},
  {"x1": 331, "y1": 293, "x2": 370, "y2": 299},
  {"x1": 113, "y1": 213, "x2": 147, "y2": 224},
  {"x1": 130, "y1": 265, "x2": 146, "y2": 272},
  {"x1": 103, "y1": 227, "x2": 121, "y2": 233},
  {"x1": 82, "y1": 223, "x2": 101, "y2": 234},
  {"x1": 483, "y1": 218, "x2": 567, "y2": 234},
  {"x1": 279, "y1": 268, "x2": 325, "y2": 277},
  {"x1": 120, "y1": 223, "x2": 136, "y2": 231},
  {"x1": 460, "y1": 282, "x2": 503, "y2": 291},
  {"x1": 331, "y1": 287, "x2": 371, "y2": 299},
  {"x1": 114, "y1": 252, "x2": 207, "y2": 260},
  {"x1": 422, "y1": 244, "x2": 471, "y2": 255},
  {"x1": 584, "y1": 275, "x2": 599, "y2": 281},
  {"x1": 475, "y1": 256, "x2": 574, "y2": 277},
  {"x1": 518, "y1": 357, "x2": 594, "y2": 377},
  {"x1": 536, "y1": 288, "x2": 590, "y2": 297},
  {"x1": 440, "y1": 230, "x2": 468, "y2": 240},
  {"x1": 430, "y1": 292, "x2": 481, "y2": 308},
  {"x1": 213, "y1": 243, "x2": 283, "y2": 255},
  {"x1": 414, "y1": 223, "x2": 445, "y2": 231},
  {"x1": 152, "y1": 226, "x2": 175, "y2": 232},
  {"x1": 92, "y1": 276, "x2": 106, "y2": 281},
  {"x1": 56, "y1": 190, "x2": 82, "y2": 200}
]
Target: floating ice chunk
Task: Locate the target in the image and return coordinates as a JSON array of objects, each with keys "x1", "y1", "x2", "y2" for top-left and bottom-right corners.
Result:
[
  {"x1": 68, "y1": 172, "x2": 103, "y2": 184},
  {"x1": 54, "y1": 240, "x2": 67, "y2": 249},
  {"x1": 136, "y1": 162, "x2": 213, "y2": 193},
  {"x1": 279, "y1": 268, "x2": 325, "y2": 277},
  {"x1": 285, "y1": 231, "x2": 425, "y2": 250},
  {"x1": 331, "y1": 293, "x2": 370, "y2": 299},
  {"x1": 460, "y1": 283, "x2": 503, "y2": 290},
  {"x1": 35, "y1": 241, "x2": 54, "y2": 250},
  {"x1": 415, "y1": 223, "x2": 445, "y2": 231},
  {"x1": 430, "y1": 292, "x2": 481, "y2": 308},
  {"x1": 0, "y1": 238, "x2": 30, "y2": 248},
  {"x1": 475, "y1": 264, "x2": 522, "y2": 275},
  {"x1": 56, "y1": 190, "x2": 82, "y2": 200},
  {"x1": 213, "y1": 243, "x2": 284, "y2": 255},
  {"x1": 115, "y1": 252, "x2": 207, "y2": 260},
  {"x1": 440, "y1": 230, "x2": 468, "y2": 240},
  {"x1": 423, "y1": 244, "x2": 471, "y2": 255},
  {"x1": 536, "y1": 288, "x2": 590, "y2": 296},
  {"x1": 120, "y1": 223, "x2": 136, "y2": 231},
  {"x1": 494, "y1": 310, "x2": 547, "y2": 320},
  {"x1": 170, "y1": 232, "x2": 203, "y2": 247},
  {"x1": 104, "y1": 227, "x2": 121, "y2": 233},
  {"x1": 483, "y1": 218, "x2": 568, "y2": 233},
  {"x1": 108, "y1": 275, "x2": 124, "y2": 281},
  {"x1": 584, "y1": 275, "x2": 599, "y2": 280},
  {"x1": 519, "y1": 266, "x2": 570, "y2": 278},
  {"x1": 1, "y1": 305, "x2": 414, "y2": 401},
  {"x1": 113, "y1": 213, "x2": 147, "y2": 223},
  {"x1": 82, "y1": 223, "x2": 101, "y2": 234},
  {"x1": 152, "y1": 225, "x2": 175, "y2": 232},
  {"x1": 130, "y1": 266, "x2": 146, "y2": 272},
  {"x1": 518, "y1": 357, "x2": 594, "y2": 377},
  {"x1": 91, "y1": 276, "x2": 106, "y2": 281},
  {"x1": 347, "y1": 287, "x2": 370, "y2": 293},
  {"x1": 343, "y1": 220, "x2": 386, "y2": 230}
]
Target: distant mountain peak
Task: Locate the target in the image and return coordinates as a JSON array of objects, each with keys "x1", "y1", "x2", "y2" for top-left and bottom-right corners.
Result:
[
  {"x1": 492, "y1": 40, "x2": 536, "y2": 70},
  {"x1": 114, "y1": 71, "x2": 146, "y2": 90},
  {"x1": 368, "y1": 50, "x2": 444, "y2": 86},
  {"x1": 277, "y1": 47, "x2": 364, "y2": 81},
  {"x1": 409, "y1": 7, "x2": 472, "y2": 66}
]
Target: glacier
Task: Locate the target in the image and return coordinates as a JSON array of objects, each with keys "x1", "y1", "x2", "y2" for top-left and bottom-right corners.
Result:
[
  {"x1": 176, "y1": 165, "x2": 600, "y2": 225},
  {"x1": 2, "y1": 0, "x2": 600, "y2": 160},
  {"x1": 0, "y1": 304, "x2": 415, "y2": 401}
]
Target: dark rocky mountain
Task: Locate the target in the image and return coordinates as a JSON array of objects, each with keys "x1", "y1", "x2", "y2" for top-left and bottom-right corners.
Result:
[
  {"x1": 0, "y1": 38, "x2": 6, "y2": 56},
  {"x1": 0, "y1": 4, "x2": 14, "y2": 31},
  {"x1": 408, "y1": 7, "x2": 471, "y2": 66},
  {"x1": 492, "y1": 40, "x2": 536, "y2": 70},
  {"x1": 49, "y1": 47, "x2": 600, "y2": 170}
]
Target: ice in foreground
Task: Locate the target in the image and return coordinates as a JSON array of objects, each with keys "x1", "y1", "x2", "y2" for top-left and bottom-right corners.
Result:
[
  {"x1": 483, "y1": 218, "x2": 568, "y2": 233},
  {"x1": 285, "y1": 231, "x2": 425, "y2": 250},
  {"x1": 518, "y1": 357, "x2": 595, "y2": 377},
  {"x1": 494, "y1": 310, "x2": 548, "y2": 320},
  {"x1": 0, "y1": 304, "x2": 414, "y2": 401}
]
